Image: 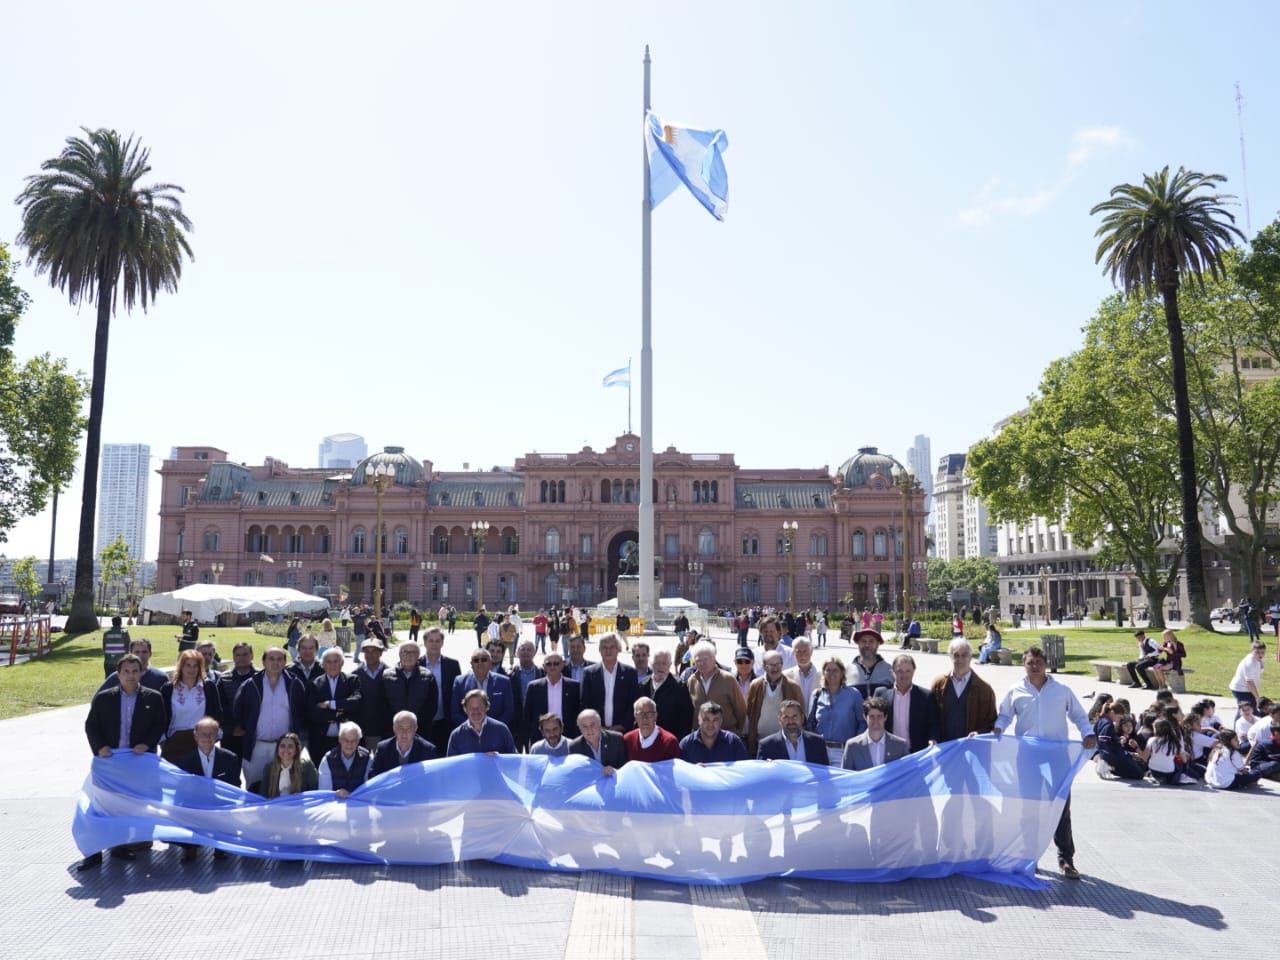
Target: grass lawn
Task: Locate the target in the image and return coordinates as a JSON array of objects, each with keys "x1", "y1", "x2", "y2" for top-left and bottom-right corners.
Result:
[
  {"x1": 0, "y1": 625, "x2": 268, "y2": 722},
  {"x1": 1002, "y1": 625, "x2": 1279, "y2": 699}
]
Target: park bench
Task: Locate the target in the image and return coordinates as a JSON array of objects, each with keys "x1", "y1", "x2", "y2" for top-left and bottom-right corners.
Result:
[
  {"x1": 1165, "y1": 668, "x2": 1195, "y2": 694},
  {"x1": 915, "y1": 638, "x2": 940, "y2": 655},
  {"x1": 1089, "y1": 660, "x2": 1129, "y2": 683}
]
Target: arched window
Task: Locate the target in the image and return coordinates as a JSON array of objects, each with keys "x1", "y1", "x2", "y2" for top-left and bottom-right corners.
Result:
[
  {"x1": 624, "y1": 479, "x2": 635, "y2": 503},
  {"x1": 851, "y1": 530, "x2": 866, "y2": 560},
  {"x1": 612, "y1": 479, "x2": 623, "y2": 503},
  {"x1": 544, "y1": 527, "x2": 560, "y2": 555},
  {"x1": 741, "y1": 534, "x2": 759, "y2": 556},
  {"x1": 394, "y1": 527, "x2": 409, "y2": 555},
  {"x1": 693, "y1": 482, "x2": 701, "y2": 504},
  {"x1": 698, "y1": 527, "x2": 715, "y2": 557},
  {"x1": 351, "y1": 526, "x2": 366, "y2": 554},
  {"x1": 849, "y1": 573, "x2": 868, "y2": 607},
  {"x1": 432, "y1": 525, "x2": 449, "y2": 554}
]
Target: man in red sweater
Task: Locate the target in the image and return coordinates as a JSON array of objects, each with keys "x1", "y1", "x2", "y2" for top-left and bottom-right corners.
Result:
[{"x1": 623, "y1": 695, "x2": 682, "y2": 762}]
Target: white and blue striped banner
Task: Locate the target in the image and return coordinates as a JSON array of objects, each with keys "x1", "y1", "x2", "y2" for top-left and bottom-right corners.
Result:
[{"x1": 74, "y1": 736, "x2": 1084, "y2": 888}]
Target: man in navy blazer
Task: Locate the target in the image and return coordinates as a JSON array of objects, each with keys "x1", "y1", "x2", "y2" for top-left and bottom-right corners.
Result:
[
  {"x1": 580, "y1": 633, "x2": 639, "y2": 732},
  {"x1": 382, "y1": 641, "x2": 439, "y2": 743},
  {"x1": 175, "y1": 716, "x2": 243, "y2": 862},
  {"x1": 308, "y1": 648, "x2": 364, "y2": 758},
  {"x1": 756, "y1": 699, "x2": 829, "y2": 764},
  {"x1": 568, "y1": 709, "x2": 628, "y2": 772},
  {"x1": 874, "y1": 653, "x2": 940, "y2": 753},
  {"x1": 419, "y1": 628, "x2": 461, "y2": 751},
  {"x1": 79, "y1": 655, "x2": 167, "y2": 869},
  {"x1": 522, "y1": 652, "x2": 582, "y2": 738},
  {"x1": 450, "y1": 648, "x2": 514, "y2": 728},
  {"x1": 369, "y1": 710, "x2": 440, "y2": 778}
]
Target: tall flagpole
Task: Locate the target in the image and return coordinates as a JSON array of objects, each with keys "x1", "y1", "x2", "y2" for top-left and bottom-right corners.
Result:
[{"x1": 639, "y1": 46, "x2": 656, "y2": 627}]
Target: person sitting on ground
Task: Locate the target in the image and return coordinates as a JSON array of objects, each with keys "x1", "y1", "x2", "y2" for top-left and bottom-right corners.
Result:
[
  {"x1": 1145, "y1": 718, "x2": 1194, "y2": 785},
  {"x1": 1183, "y1": 714, "x2": 1216, "y2": 780},
  {"x1": 1190, "y1": 698, "x2": 1221, "y2": 730},
  {"x1": 1234, "y1": 701, "x2": 1257, "y2": 742},
  {"x1": 1205, "y1": 729, "x2": 1266, "y2": 790},
  {"x1": 1243, "y1": 721, "x2": 1280, "y2": 781},
  {"x1": 1088, "y1": 693, "x2": 1114, "y2": 727},
  {"x1": 260, "y1": 732, "x2": 318, "y2": 798},
  {"x1": 1094, "y1": 703, "x2": 1148, "y2": 780}
]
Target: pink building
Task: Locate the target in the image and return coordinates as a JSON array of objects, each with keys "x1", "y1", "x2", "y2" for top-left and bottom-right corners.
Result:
[{"x1": 157, "y1": 436, "x2": 925, "y2": 612}]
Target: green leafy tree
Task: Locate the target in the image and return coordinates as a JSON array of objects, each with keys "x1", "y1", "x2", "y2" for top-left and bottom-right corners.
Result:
[
  {"x1": 16, "y1": 129, "x2": 193, "y2": 632},
  {"x1": 1174, "y1": 252, "x2": 1280, "y2": 603},
  {"x1": 968, "y1": 294, "x2": 1186, "y2": 630},
  {"x1": 10, "y1": 556, "x2": 41, "y2": 604},
  {"x1": 97, "y1": 534, "x2": 137, "y2": 611},
  {"x1": 0, "y1": 243, "x2": 89, "y2": 543},
  {"x1": 1091, "y1": 167, "x2": 1244, "y2": 628}
]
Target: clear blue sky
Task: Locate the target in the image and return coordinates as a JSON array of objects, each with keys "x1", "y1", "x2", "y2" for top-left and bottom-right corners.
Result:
[{"x1": 3, "y1": 1, "x2": 1279, "y2": 563}]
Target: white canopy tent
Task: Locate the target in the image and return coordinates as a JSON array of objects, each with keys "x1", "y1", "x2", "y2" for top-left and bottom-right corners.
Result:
[{"x1": 140, "y1": 584, "x2": 329, "y2": 621}]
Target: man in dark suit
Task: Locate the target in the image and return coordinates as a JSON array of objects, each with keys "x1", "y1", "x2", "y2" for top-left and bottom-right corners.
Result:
[
  {"x1": 286, "y1": 634, "x2": 324, "y2": 686},
  {"x1": 79, "y1": 654, "x2": 167, "y2": 869},
  {"x1": 522, "y1": 652, "x2": 581, "y2": 738},
  {"x1": 506, "y1": 639, "x2": 545, "y2": 750},
  {"x1": 216, "y1": 642, "x2": 258, "y2": 758},
  {"x1": 757, "y1": 699, "x2": 829, "y2": 764},
  {"x1": 841, "y1": 696, "x2": 909, "y2": 770},
  {"x1": 450, "y1": 648, "x2": 515, "y2": 728},
  {"x1": 418, "y1": 628, "x2": 461, "y2": 752},
  {"x1": 382, "y1": 640, "x2": 440, "y2": 748},
  {"x1": 369, "y1": 710, "x2": 439, "y2": 778},
  {"x1": 875, "y1": 653, "x2": 940, "y2": 753},
  {"x1": 568, "y1": 709, "x2": 627, "y2": 774},
  {"x1": 580, "y1": 633, "x2": 639, "y2": 733},
  {"x1": 354, "y1": 638, "x2": 390, "y2": 749},
  {"x1": 309, "y1": 648, "x2": 363, "y2": 759},
  {"x1": 175, "y1": 716, "x2": 243, "y2": 862},
  {"x1": 641, "y1": 650, "x2": 694, "y2": 736}
]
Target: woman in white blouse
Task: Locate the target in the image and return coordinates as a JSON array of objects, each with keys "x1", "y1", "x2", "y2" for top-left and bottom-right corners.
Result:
[{"x1": 160, "y1": 649, "x2": 221, "y2": 762}]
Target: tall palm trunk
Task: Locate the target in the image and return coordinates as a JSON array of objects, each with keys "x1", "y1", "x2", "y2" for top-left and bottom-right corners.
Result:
[
  {"x1": 1159, "y1": 278, "x2": 1211, "y2": 629},
  {"x1": 64, "y1": 267, "x2": 113, "y2": 633}
]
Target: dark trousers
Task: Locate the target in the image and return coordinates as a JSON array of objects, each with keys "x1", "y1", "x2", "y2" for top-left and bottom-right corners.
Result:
[{"x1": 1054, "y1": 794, "x2": 1074, "y2": 862}]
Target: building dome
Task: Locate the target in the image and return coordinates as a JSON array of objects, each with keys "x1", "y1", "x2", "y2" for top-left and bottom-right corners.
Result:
[
  {"x1": 837, "y1": 446, "x2": 905, "y2": 488},
  {"x1": 351, "y1": 446, "x2": 424, "y2": 486}
]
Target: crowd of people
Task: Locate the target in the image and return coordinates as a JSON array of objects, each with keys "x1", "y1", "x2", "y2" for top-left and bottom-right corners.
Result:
[{"x1": 88, "y1": 606, "x2": 1270, "y2": 879}]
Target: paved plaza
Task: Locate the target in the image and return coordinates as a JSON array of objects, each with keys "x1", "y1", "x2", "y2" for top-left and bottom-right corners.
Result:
[{"x1": 2, "y1": 620, "x2": 1273, "y2": 958}]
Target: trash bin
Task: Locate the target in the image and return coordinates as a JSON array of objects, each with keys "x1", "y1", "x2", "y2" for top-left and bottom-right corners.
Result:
[{"x1": 1039, "y1": 634, "x2": 1065, "y2": 672}]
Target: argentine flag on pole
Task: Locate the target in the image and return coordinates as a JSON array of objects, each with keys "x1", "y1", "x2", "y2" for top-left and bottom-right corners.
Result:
[
  {"x1": 602, "y1": 366, "x2": 630, "y2": 388},
  {"x1": 646, "y1": 110, "x2": 729, "y2": 221}
]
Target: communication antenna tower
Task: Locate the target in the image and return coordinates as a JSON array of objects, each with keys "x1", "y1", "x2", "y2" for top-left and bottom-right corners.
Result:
[{"x1": 1235, "y1": 81, "x2": 1252, "y2": 237}]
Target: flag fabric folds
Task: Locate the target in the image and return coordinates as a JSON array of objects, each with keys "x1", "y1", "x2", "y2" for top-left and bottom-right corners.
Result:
[
  {"x1": 73, "y1": 737, "x2": 1084, "y2": 889},
  {"x1": 645, "y1": 110, "x2": 729, "y2": 221},
  {"x1": 602, "y1": 366, "x2": 630, "y2": 388}
]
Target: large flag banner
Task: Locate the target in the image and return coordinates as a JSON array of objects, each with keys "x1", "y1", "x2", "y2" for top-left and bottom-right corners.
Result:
[
  {"x1": 74, "y1": 737, "x2": 1084, "y2": 889},
  {"x1": 603, "y1": 366, "x2": 630, "y2": 388},
  {"x1": 646, "y1": 110, "x2": 729, "y2": 221}
]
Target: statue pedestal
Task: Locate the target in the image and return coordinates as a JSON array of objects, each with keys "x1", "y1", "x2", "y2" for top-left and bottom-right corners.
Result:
[{"x1": 614, "y1": 575, "x2": 661, "y2": 624}]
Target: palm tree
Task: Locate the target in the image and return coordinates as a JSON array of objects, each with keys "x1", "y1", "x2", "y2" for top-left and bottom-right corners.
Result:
[
  {"x1": 1091, "y1": 167, "x2": 1243, "y2": 629},
  {"x1": 16, "y1": 129, "x2": 192, "y2": 633}
]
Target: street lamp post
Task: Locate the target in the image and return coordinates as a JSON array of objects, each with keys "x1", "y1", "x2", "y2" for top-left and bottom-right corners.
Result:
[
  {"x1": 369, "y1": 463, "x2": 395, "y2": 615},
  {"x1": 554, "y1": 559, "x2": 573, "y2": 605},
  {"x1": 177, "y1": 557, "x2": 193, "y2": 591},
  {"x1": 892, "y1": 465, "x2": 916, "y2": 629},
  {"x1": 420, "y1": 560, "x2": 437, "y2": 606},
  {"x1": 471, "y1": 520, "x2": 491, "y2": 612},
  {"x1": 1040, "y1": 565, "x2": 1051, "y2": 624},
  {"x1": 805, "y1": 560, "x2": 823, "y2": 606},
  {"x1": 686, "y1": 561, "x2": 704, "y2": 604},
  {"x1": 781, "y1": 521, "x2": 798, "y2": 609}
]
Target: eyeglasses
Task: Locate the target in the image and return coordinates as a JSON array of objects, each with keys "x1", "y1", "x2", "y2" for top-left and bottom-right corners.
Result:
[
  {"x1": 635, "y1": 710, "x2": 657, "y2": 716},
  {"x1": 471, "y1": 657, "x2": 490, "y2": 664},
  {"x1": 544, "y1": 660, "x2": 564, "y2": 666}
]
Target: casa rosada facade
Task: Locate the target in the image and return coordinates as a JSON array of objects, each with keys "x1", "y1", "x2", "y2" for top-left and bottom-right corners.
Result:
[{"x1": 157, "y1": 436, "x2": 926, "y2": 613}]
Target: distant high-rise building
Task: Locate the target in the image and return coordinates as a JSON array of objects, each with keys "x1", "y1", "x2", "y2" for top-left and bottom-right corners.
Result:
[
  {"x1": 906, "y1": 435, "x2": 934, "y2": 542},
  {"x1": 934, "y1": 451, "x2": 997, "y2": 563},
  {"x1": 97, "y1": 443, "x2": 150, "y2": 562},
  {"x1": 319, "y1": 433, "x2": 367, "y2": 469}
]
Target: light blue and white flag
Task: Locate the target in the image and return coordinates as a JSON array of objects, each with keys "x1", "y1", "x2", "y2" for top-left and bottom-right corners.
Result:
[
  {"x1": 73, "y1": 737, "x2": 1085, "y2": 888},
  {"x1": 646, "y1": 110, "x2": 729, "y2": 221},
  {"x1": 602, "y1": 366, "x2": 630, "y2": 388}
]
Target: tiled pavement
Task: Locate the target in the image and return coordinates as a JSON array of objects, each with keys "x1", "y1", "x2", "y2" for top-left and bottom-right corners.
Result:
[{"x1": 3, "y1": 621, "x2": 1273, "y2": 958}]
